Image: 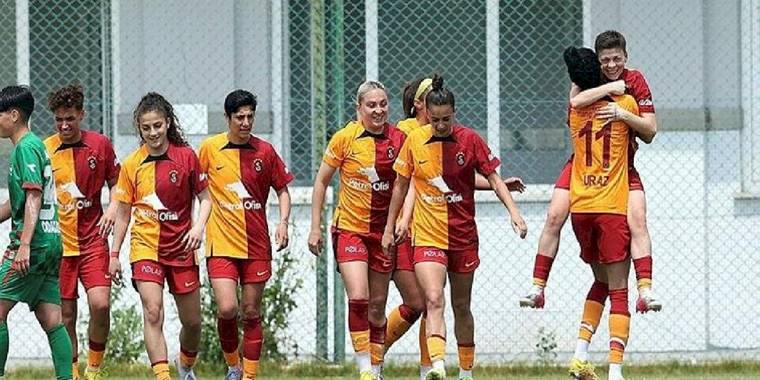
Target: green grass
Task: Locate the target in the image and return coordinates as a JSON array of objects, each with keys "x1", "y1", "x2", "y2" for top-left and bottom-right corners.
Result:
[{"x1": 7, "y1": 361, "x2": 760, "y2": 379}]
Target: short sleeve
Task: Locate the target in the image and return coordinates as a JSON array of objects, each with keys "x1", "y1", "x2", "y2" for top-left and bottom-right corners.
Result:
[
  {"x1": 627, "y1": 72, "x2": 655, "y2": 114},
  {"x1": 322, "y1": 130, "x2": 348, "y2": 168},
  {"x1": 114, "y1": 160, "x2": 135, "y2": 204},
  {"x1": 14, "y1": 144, "x2": 45, "y2": 191},
  {"x1": 471, "y1": 133, "x2": 500, "y2": 177},
  {"x1": 269, "y1": 148, "x2": 295, "y2": 191},
  {"x1": 393, "y1": 138, "x2": 414, "y2": 179}
]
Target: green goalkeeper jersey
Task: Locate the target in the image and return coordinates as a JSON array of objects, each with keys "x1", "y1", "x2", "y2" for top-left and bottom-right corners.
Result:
[{"x1": 7, "y1": 131, "x2": 61, "y2": 259}]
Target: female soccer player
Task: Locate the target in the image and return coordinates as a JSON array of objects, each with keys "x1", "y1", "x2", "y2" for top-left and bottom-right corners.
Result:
[
  {"x1": 308, "y1": 81, "x2": 405, "y2": 380},
  {"x1": 111, "y1": 92, "x2": 211, "y2": 380},
  {"x1": 382, "y1": 75, "x2": 528, "y2": 380},
  {"x1": 521, "y1": 30, "x2": 660, "y2": 314}
]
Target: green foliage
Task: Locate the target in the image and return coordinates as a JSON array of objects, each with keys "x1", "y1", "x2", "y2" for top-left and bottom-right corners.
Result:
[
  {"x1": 534, "y1": 327, "x2": 558, "y2": 366},
  {"x1": 106, "y1": 284, "x2": 145, "y2": 363}
]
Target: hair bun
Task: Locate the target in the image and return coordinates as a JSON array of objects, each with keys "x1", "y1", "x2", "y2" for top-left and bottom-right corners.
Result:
[{"x1": 431, "y1": 74, "x2": 444, "y2": 91}]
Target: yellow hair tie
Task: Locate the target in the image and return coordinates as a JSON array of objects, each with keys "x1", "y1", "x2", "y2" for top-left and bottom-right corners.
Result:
[{"x1": 414, "y1": 78, "x2": 433, "y2": 101}]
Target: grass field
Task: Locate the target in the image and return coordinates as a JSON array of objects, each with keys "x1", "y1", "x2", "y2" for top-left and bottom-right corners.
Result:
[{"x1": 7, "y1": 361, "x2": 760, "y2": 379}]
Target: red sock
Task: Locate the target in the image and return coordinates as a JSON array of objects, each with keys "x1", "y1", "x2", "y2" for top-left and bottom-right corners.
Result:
[
  {"x1": 399, "y1": 304, "x2": 421, "y2": 323},
  {"x1": 587, "y1": 281, "x2": 609, "y2": 304},
  {"x1": 217, "y1": 317, "x2": 240, "y2": 354},
  {"x1": 532, "y1": 253, "x2": 554, "y2": 287},
  {"x1": 348, "y1": 299, "x2": 370, "y2": 353},
  {"x1": 370, "y1": 321, "x2": 386, "y2": 365},
  {"x1": 243, "y1": 317, "x2": 263, "y2": 361},
  {"x1": 633, "y1": 256, "x2": 653, "y2": 288},
  {"x1": 608, "y1": 288, "x2": 631, "y2": 364}
]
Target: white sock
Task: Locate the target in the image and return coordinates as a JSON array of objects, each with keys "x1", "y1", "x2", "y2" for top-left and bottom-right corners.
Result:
[
  {"x1": 432, "y1": 359, "x2": 446, "y2": 371},
  {"x1": 372, "y1": 364, "x2": 383, "y2": 374},
  {"x1": 609, "y1": 363, "x2": 623, "y2": 380},
  {"x1": 356, "y1": 352, "x2": 371, "y2": 372},
  {"x1": 639, "y1": 286, "x2": 653, "y2": 298},
  {"x1": 531, "y1": 284, "x2": 544, "y2": 294},
  {"x1": 574, "y1": 339, "x2": 590, "y2": 361},
  {"x1": 459, "y1": 368, "x2": 473, "y2": 378},
  {"x1": 419, "y1": 365, "x2": 432, "y2": 379}
]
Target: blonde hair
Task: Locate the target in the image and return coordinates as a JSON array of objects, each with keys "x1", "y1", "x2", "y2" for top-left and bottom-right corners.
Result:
[{"x1": 355, "y1": 80, "x2": 386, "y2": 105}]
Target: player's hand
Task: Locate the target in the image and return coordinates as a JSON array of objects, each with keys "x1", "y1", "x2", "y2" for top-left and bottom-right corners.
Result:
[
  {"x1": 596, "y1": 103, "x2": 626, "y2": 122},
  {"x1": 307, "y1": 228, "x2": 323, "y2": 256},
  {"x1": 510, "y1": 212, "x2": 528, "y2": 239},
  {"x1": 381, "y1": 229, "x2": 396, "y2": 257},
  {"x1": 97, "y1": 206, "x2": 117, "y2": 238},
  {"x1": 394, "y1": 220, "x2": 409, "y2": 243},
  {"x1": 182, "y1": 225, "x2": 203, "y2": 251},
  {"x1": 14, "y1": 244, "x2": 31, "y2": 276},
  {"x1": 108, "y1": 257, "x2": 123, "y2": 286},
  {"x1": 607, "y1": 80, "x2": 626, "y2": 96},
  {"x1": 275, "y1": 222, "x2": 289, "y2": 252},
  {"x1": 504, "y1": 177, "x2": 526, "y2": 193}
]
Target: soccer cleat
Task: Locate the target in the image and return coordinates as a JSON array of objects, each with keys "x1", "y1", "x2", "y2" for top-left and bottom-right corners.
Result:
[
  {"x1": 568, "y1": 358, "x2": 598, "y2": 380},
  {"x1": 359, "y1": 370, "x2": 375, "y2": 380},
  {"x1": 425, "y1": 367, "x2": 446, "y2": 380},
  {"x1": 372, "y1": 366, "x2": 385, "y2": 380},
  {"x1": 175, "y1": 356, "x2": 198, "y2": 380},
  {"x1": 83, "y1": 367, "x2": 104, "y2": 380},
  {"x1": 636, "y1": 292, "x2": 662, "y2": 313},
  {"x1": 459, "y1": 376, "x2": 473, "y2": 380},
  {"x1": 519, "y1": 286, "x2": 545, "y2": 309},
  {"x1": 224, "y1": 365, "x2": 243, "y2": 380},
  {"x1": 420, "y1": 366, "x2": 432, "y2": 380}
]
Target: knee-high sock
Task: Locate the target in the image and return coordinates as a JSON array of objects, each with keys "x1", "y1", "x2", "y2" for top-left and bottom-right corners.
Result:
[
  {"x1": 419, "y1": 316, "x2": 432, "y2": 367},
  {"x1": 608, "y1": 288, "x2": 631, "y2": 365},
  {"x1": 574, "y1": 281, "x2": 609, "y2": 361},
  {"x1": 217, "y1": 316, "x2": 240, "y2": 366},
  {"x1": 242, "y1": 317, "x2": 263, "y2": 377},
  {"x1": 531, "y1": 253, "x2": 555, "y2": 287},
  {"x1": 370, "y1": 321, "x2": 386, "y2": 366},
  {"x1": 151, "y1": 360, "x2": 170, "y2": 380},
  {"x1": 348, "y1": 299, "x2": 371, "y2": 371},
  {"x1": 87, "y1": 339, "x2": 106, "y2": 370},
  {"x1": 47, "y1": 324, "x2": 73, "y2": 380},
  {"x1": 633, "y1": 257, "x2": 653, "y2": 290},
  {"x1": 457, "y1": 343, "x2": 475, "y2": 375},
  {"x1": 426, "y1": 335, "x2": 446, "y2": 364},
  {"x1": 0, "y1": 322, "x2": 8, "y2": 377},
  {"x1": 385, "y1": 304, "x2": 421, "y2": 350}
]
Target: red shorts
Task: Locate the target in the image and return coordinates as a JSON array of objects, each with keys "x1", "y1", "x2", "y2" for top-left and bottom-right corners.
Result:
[
  {"x1": 571, "y1": 213, "x2": 630, "y2": 264},
  {"x1": 332, "y1": 229, "x2": 393, "y2": 273},
  {"x1": 395, "y1": 239, "x2": 414, "y2": 271},
  {"x1": 413, "y1": 246, "x2": 480, "y2": 273},
  {"x1": 131, "y1": 260, "x2": 200, "y2": 295},
  {"x1": 59, "y1": 250, "x2": 112, "y2": 300},
  {"x1": 554, "y1": 159, "x2": 644, "y2": 191},
  {"x1": 207, "y1": 256, "x2": 272, "y2": 284}
]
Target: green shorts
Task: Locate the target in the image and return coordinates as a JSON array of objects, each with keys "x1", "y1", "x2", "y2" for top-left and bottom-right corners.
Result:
[{"x1": 0, "y1": 249, "x2": 61, "y2": 310}]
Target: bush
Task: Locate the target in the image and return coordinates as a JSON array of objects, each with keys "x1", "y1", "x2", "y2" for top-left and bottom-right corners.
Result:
[{"x1": 105, "y1": 284, "x2": 145, "y2": 363}]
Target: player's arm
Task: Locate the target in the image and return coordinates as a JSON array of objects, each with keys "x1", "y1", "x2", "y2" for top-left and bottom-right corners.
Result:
[
  {"x1": 487, "y1": 172, "x2": 527, "y2": 239},
  {"x1": 569, "y1": 80, "x2": 626, "y2": 108},
  {"x1": 382, "y1": 173, "x2": 411, "y2": 255},
  {"x1": 596, "y1": 107, "x2": 656, "y2": 144},
  {"x1": 395, "y1": 181, "x2": 416, "y2": 242},
  {"x1": 15, "y1": 189, "x2": 43, "y2": 275},
  {"x1": 99, "y1": 177, "x2": 119, "y2": 238},
  {"x1": 110, "y1": 200, "x2": 132, "y2": 260},
  {"x1": 474, "y1": 172, "x2": 526, "y2": 193},
  {"x1": 275, "y1": 186, "x2": 292, "y2": 252},
  {"x1": 0, "y1": 200, "x2": 10, "y2": 223},
  {"x1": 183, "y1": 188, "x2": 211, "y2": 251},
  {"x1": 308, "y1": 162, "x2": 337, "y2": 255}
]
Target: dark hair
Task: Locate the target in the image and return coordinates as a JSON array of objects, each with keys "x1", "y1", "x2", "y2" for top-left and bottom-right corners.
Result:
[
  {"x1": 0, "y1": 85, "x2": 35, "y2": 123},
  {"x1": 402, "y1": 77, "x2": 427, "y2": 119},
  {"x1": 563, "y1": 46, "x2": 602, "y2": 91},
  {"x1": 424, "y1": 74, "x2": 455, "y2": 110},
  {"x1": 224, "y1": 89, "x2": 258, "y2": 116},
  {"x1": 48, "y1": 84, "x2": 84, "y2": 112},
  {"x1": 595, "y1": 30, "x2": 627, "y2": 55},
  {"x1": 133, "y1": 92, "x2": 188, "y2": 146}
]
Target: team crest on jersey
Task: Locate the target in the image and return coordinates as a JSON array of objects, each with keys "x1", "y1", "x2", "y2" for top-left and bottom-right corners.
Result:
[
  {"x1": 253, "y1": 159, "x2": 263, "y2": 172},
  {"x1": 87, "y1": 155, "x2": 97, "y2": 170},
  {"x1": 456, "y1": 151, "x2": 465, "y2": 166},
  {"x1": 169, "y1": 170, "x2": 179, "y2": 184},
  {"x1": 387, "y1": 146, "x2": 395, "y2": 159}
]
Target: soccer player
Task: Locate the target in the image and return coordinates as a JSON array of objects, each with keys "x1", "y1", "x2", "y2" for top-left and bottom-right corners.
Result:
[
  {"x1": 44, "y1": 84, "x2": 121, "y2": 380},
  {"x1": 199, "y1": 89, "x2": 293, "y2": 380},
  {"x1": 110, "y1": 92, "x2": 211, "y2": 380},
  {"x1": 382, "y1": 75, "x2": 528, "y2": 380},
  {"x1": 308, "y1": 80, "x2": 405, "y2": 380},
  {"x1": 386, "y1": 77, "x2": 526, "y2": 380},
  {"x1": 563, "y1": 46, "x2": 638, "y2": 380},
  {"x1": 0, "y1": 85, "x2": 72, "y2": 380},
  {"x1": 521, "y1": 30, "x2": 660, "y2": 313}
]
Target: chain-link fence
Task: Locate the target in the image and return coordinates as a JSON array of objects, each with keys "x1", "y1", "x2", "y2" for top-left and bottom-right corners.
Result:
[{"x1": 1, "y1": 0, "x2": 759, "y2": 368}]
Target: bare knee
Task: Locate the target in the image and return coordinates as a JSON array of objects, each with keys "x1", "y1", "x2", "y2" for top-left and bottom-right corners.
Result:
[
  {"x1": 424, "y1": 290, "x2": 445, "y2": 313},
  {"x1": 62, "y1": 304, "x2": 77, "y2": 328},
  {"x1": 182, "y1": 314, "x2": 202, "y2": 332},
  {"x1": 368, "y1": 297, "x2": 387, "y2": 325},
  {"x1": 217, "y1": 302, "x2": 239, "y2": 320},
  {"x1": 142, "y1": 303, "x2": 164, "y2": 326},
  {"x1": 89, "y1": 299, "x2": 110, "y2": 319},
  {"x1": 240, "y1": 302, "x2": 260, "y2": 321},
  {"x1": 544, "y1": 207, "x2": 568, "y2": 233},
  {"x1": 407, "y1": 296, "x2": 426, "y2": 314},
  {"x1": 451, "y1": 298, "x2": 472, "y2": 318}
]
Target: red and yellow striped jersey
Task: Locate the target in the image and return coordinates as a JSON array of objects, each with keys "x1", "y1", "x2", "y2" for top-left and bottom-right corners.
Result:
[
  {"x1": 323, "y1": 121, "x2": 406, "y2": 235},
  {"x1": 569, "y1": 95, "x2": 639, "y2": 215},
  {"x1": 393, "y1": 124, "x2": 500, "y2": 250},
  {"x1": 114, "y1": 143, "x2": 207, "y2": 266},
  {"x1": 198, "y1": 133, "x2": 294, "y2": 260},
  {"x1": 44, "y1": 131, "x2": 120, "y2": 256}
]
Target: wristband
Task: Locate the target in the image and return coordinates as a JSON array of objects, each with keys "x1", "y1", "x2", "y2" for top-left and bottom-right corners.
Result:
[{"x1": 109, "y1": 251, "x2": 120, "y2": 258}]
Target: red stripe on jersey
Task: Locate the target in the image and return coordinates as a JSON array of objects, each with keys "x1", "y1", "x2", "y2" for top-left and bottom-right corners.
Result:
[
  {"x1": 72, "y1": 147, "x2": 108, "y2": 253},
  {"x1": 440, "y1": 136, "x2": 478, "y2": 250},
  {"x1": 369, "y1": 132, "x2": 403, "y2": 233},
  {"x1": 239, "y1": 147, "x2": 272, "y2": 259}
]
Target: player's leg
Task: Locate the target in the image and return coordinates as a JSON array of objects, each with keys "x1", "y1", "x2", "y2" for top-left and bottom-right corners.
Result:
[
  {"x1": 387, "y1": 269, "x2": 427, "y2": 366},
  {"x1": 520, "y1": 185, "x2": 570, "y2": 308},
  {"x1": 340, "y1": 261, "x2": 372, "y2": 377},
  {"x1": 448, "y1": 270, "x2": 475, "y2": 380},
  {"x1": 169, "y1": 266, "x2": 201, "y2": 380},
  {"x1": 414, "y1": 256, "x2": 448, "y2": 380},
  {"x1": 572, "y1": 264, "x2": 608, "y2": 364},
  {"x1": 368, "y1": 267, "x2": 392, "y2": 376},
  {"x1": 238, "y1": 260, "x2": 269, "y2": 380},
  {"x1": 0, "y1": 300, "x2": 18, "y2": 379},
  {"x1": 628, "y1": 189, "x2": 661, "y2": 312},
  {"x1": 605, "y1": 260, "x2": 631, "y2": 380},
  {"x1": 35, "y1": 301, "x2": 73, "y2": 380},
  {"x1": 82, "y1": 286, "x2": 109, "y2": 378},
  {"x1": 209, "y1": 257, "x2": 243, "y2": 372},
  {"x1": 59, "y1": 256, "x2": 80, "y2": 379},
  {"x1": 136, "y1": 281, "x2": 170, "y2": 380}
]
